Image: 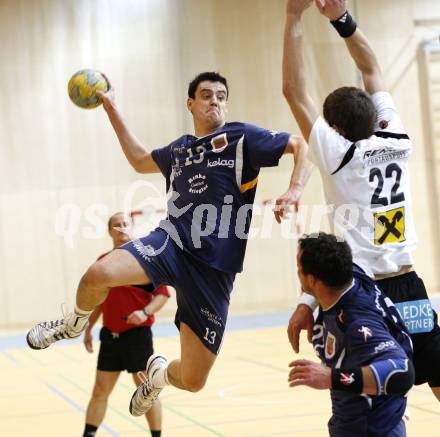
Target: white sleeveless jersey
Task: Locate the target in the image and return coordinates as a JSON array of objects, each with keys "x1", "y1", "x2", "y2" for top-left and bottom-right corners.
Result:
[{"x1": 308, "y1": 92, "x2": 416, "y2": 277}]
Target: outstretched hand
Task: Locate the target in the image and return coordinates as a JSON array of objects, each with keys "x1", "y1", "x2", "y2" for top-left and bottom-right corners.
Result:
[
  {"x1": 273, "y1": 187, "x2": 301, "y2": 224},
  {"x1": 288, "y1": 359, "x2": 331, "y2": 389},
  {"x1": 314, "y1": 0, "x2": 347, "y2": 21},
  {"x1": 95, "y1": 73, "x2": 116, "y2": 111},
  {"x1": 286, "y1": 0, "x2": 314, "y2": 16}
]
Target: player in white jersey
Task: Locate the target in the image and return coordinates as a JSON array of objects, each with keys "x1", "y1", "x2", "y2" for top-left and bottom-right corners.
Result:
[
  {"x1": 306, "y1": 92, "x2": 416, "y2": 277},
  {"x1": 280, "y1": 0, "x2": 440, "y2": 401}
]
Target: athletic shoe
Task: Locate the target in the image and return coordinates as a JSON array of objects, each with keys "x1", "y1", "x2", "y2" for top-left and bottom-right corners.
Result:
[
  {"x1": 129, "y1": 354, "x2": 168, "y2": 416},
  {"x1": 26, "y1": 311, "x2": 89, "y2": 350}
]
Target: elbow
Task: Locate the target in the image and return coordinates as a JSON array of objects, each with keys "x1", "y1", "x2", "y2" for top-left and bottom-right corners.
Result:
[
  {"x1": 386, "y1": 360, "x2": 415, "y2": 396},
  {"x1": 282, "y1": 85, "x2": 309, "y2": 116},
  {"x1": 130, "y1": 152, "x2": 150, "y2": 173},
  {"x1": 130, "y1": 161, "x2": 145, "y2": 173},
  {"x1": 282, "y1": 83, "x2": 295, "y2": 101},
  {"x1": 287, "y1": 135, "x2": 308, "y2": 157},
  {"x1": 399, "y1": 360, "x2": 415, "y2": 395}
]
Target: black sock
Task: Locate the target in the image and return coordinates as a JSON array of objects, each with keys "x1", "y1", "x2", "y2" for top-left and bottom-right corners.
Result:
[
  {"x1": 151, "y1": 430, "x2": 161, "y2": 437},
  {"x1": 83, "y1": 424, "x2": 98, "y2": 437}
]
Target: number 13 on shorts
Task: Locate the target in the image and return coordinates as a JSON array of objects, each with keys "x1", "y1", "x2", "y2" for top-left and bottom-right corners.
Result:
[{"x1": 204, "y1": 328, "x2": 217, "y2": 345}]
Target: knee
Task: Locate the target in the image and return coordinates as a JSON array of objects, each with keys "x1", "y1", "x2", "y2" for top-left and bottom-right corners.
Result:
[
  {"x1": 181, "y1": 374, "x2": 207, "y2": 393},
  {"x1": 82, "y1": 261, "x2": 112, "y2": 289},
  {"x1": 92, "y1": 381, "x2": 111, "y2": 400}
]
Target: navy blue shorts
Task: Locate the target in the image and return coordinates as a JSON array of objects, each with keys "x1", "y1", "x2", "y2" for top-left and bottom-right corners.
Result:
[{"x1": 120, "y1": 229, "x2": 235, "y2": 354}]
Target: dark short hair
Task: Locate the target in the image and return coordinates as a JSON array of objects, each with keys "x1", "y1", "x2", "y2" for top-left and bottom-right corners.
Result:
[
  {"x1": 188, "y1": 72, "x2": 229, "y2": 99},
  {"x1": 298, "y1": 232, "x2": 353, "y2": 289},
  {"x1": 323, "y1": 87, "x2": 376, "y2": 142}
]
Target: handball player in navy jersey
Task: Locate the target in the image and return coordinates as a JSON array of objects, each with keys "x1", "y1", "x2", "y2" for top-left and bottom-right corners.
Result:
[
  {"x1": 27, "y1": 71, "x2": 312, "y2": 415},
  {"x1": 289, "y1": 233, "x2": 414, "y2": 437}
]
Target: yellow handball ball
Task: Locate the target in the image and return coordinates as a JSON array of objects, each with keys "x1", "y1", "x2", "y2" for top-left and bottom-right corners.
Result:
[{"x1": 68, "y1": 69, "x2": 109, "y2": 109}]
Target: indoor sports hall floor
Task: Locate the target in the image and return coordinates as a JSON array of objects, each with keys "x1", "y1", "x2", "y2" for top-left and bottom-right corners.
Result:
[{"x1": 1, "y1": 307, "x2": 439, "y2": 437}]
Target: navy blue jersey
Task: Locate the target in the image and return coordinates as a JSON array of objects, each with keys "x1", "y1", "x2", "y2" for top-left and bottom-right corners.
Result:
[
  {"x1": 152, "y1": 122, "x2": 289, "y2": 273},
  {"x1": 313, "y1": 265, "x2": 412, "y2": 436}
]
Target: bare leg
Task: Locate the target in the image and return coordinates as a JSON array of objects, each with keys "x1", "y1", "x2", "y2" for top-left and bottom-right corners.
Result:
[
  {"x1": 85, "y1": 370, "x2": 120, "y2": 426},
  {"x1": 129, "y1": 323, "x2": 218, "y2": 416},
  {"x1": 133, "y1": 372, "x2": 162, "y2": 430},
  {"x1": 26, "y1": 249, "x2": 153, "y2": 350},
  {"x1": 77, "y1": 249, "x2": 151, "y2": 311},
  {"x1": 167, "y1": 322, "x2": 217, "y2": 392}
]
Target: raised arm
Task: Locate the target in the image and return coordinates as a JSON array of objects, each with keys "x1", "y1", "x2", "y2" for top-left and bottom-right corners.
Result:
[
  {"x1": 315, "y1": 0, "x2": 386, "y2": 94},
  {"x1": 96, "y1": 78, "x2": 160, "y2": 174},
  {"x1": 282, "y1": 0, "x2": 320, "y2": 142}
]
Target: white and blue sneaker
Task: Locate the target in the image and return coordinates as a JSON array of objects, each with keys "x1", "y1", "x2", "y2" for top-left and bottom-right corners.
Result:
[
  {"x1": 129, "y1": 354, "x2": 168, "y2": 416},
  {"x1": 26, "y1": 310, "x2": 88, "y2": 350}
]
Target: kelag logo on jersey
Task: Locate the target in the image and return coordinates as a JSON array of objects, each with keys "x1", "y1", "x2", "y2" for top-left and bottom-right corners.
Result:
[
  {"x1": 207, "y1": 158, "x2": 234, "y2": 168},
  {"x1": 394, "y1": 299, "x2": 434, "y2": 334}
]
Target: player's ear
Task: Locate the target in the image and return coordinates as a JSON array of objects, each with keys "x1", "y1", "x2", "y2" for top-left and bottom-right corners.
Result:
[
  {"x1": 187, "y1": 98, "x2": 193, "y2": 113},
  {"x1": 308, "y1": 274, "x2": 318, "y2": 289}
]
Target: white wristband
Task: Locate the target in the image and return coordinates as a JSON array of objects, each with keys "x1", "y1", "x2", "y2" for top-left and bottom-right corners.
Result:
[{"x1": 297, "y1": 293, "x2": 319, "y2": 311}]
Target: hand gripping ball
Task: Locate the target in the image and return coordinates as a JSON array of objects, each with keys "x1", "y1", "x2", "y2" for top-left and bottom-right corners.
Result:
[{"x1": 68, "y1": 69, "x2": 109, "y2": 109}]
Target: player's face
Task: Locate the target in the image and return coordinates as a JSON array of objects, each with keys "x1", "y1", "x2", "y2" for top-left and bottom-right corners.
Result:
[
  {"x1": 188, "y1": 81, "x2": 228, "y2": 130},
  {"x1": 108, "y1": 213, "x2": 133, "y2": 247}
]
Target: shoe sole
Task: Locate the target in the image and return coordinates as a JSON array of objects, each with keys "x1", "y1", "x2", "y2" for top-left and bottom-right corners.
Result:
[{"x1": 129, "y1": 389, "x2": 143, "y2": 416}]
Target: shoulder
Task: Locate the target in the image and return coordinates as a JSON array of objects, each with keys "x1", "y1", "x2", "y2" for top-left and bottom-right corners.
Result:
[
  {"x1": 338, "y1": 287, "x2": 382, "y2": 326},
  {"x1": 310, "y1": 116, "x2": 339, "y2": 138},
  {"x1": 370, "y1": 91, "x2": 395, "y2": 110},
  {"x1": 216, "y1": 122, "x2": 246, "y2": 138},
  {"x1": 352, "y1": 263, "x2": 368, "y2": 276},
  {"x1": 97, "y1": 251, "x2": 111, "y2": 261},
  {"x1": 224, "y1": 121, "x2": 246, "y2": 130},
  {"x1": 225, "y1": 122, "x2": 271, "y2": 135},
  {"x1": 166, "y1": 135, "x2": 190, "y2": 150}
]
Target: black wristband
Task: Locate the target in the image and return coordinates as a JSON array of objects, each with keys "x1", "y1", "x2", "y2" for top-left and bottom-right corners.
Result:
[
  {"x1": 331, "y1": 367, "x2": 363, "y2": 393},
  {"x1": 142, "y1": 307, "x2": 150, "y2": 317},
  {"x1": 330, "y1": 10, "x2": 357, "y2": 38}
]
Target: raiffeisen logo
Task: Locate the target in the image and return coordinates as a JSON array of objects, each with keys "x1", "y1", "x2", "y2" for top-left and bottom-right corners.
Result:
[{"x1": 207, "y1": 158, "x2": 235, "y2": 168}]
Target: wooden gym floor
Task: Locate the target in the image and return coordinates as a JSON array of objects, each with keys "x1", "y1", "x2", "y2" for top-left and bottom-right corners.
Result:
[{"x1": 0, "y1": 311, "x2": 439, "y2": 437}]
